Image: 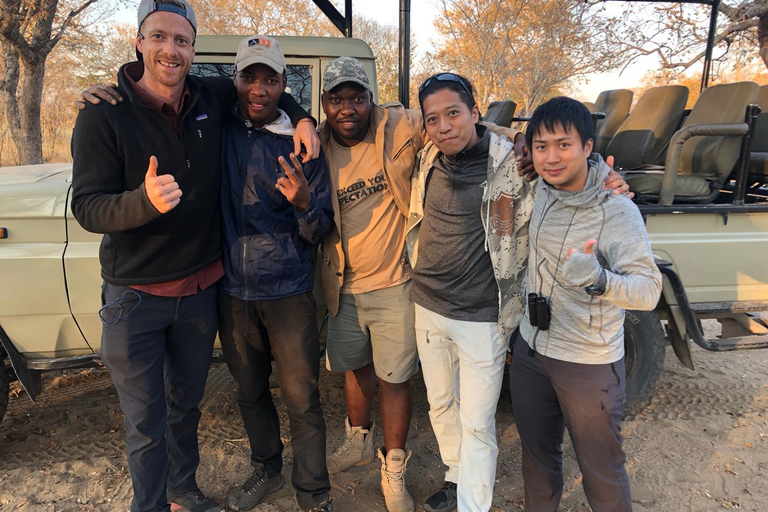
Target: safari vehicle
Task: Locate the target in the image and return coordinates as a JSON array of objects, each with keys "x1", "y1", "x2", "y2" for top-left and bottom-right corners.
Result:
[
  {"x1": 589, "y1": 81, "x2": 768, "y2": 414},
  {"x1": 0, "y1": 35, "x2": 376, "y2": 423}
]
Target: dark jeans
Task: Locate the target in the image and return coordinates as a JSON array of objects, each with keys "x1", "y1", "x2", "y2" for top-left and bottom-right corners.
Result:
[
  {"x1": 100, "y1": 283, "x2": 217, "y2": 512},
  {"x1": 509, "y1": 334, "x2": 632, "y2": 512},
  {"x1": 217, "y1": 292, "x2": 330, "y2": 510}
]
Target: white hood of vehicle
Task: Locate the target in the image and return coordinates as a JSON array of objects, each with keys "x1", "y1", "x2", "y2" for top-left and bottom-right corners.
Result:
[{"x1": 0, "y1": 163, "x2": 73, "y2": 185}]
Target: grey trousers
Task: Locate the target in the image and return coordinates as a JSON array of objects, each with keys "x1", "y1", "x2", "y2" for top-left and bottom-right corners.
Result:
[{"x1": 509, "y1": 333, "x2": 632, "y2": 512}]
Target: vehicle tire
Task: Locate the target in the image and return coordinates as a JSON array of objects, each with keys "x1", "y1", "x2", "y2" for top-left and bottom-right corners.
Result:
[
  {"x1": 623, "y1": 310, "x2": 665, "y2": 416},
  {"x1": 0, "y1": 360, "x2": 9, "y2": 423}
]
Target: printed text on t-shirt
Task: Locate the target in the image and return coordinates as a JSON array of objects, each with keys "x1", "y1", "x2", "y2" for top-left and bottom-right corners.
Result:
[{"x1": 337, "y1": 170, "x2": 389, "y2": 206}]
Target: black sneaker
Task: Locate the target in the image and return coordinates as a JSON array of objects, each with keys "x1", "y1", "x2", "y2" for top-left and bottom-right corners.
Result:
[
  {"x1": 423, "y1": 481, "x2": 457, "y2": 512},
  {"x1": 227, "y1": 468, "x2": 285, "y2": 511},
  {"x1": 304, "y1": 499, "x2": 333, "y2": 512},
  {"x1": 169, "y1": 489, "x2": 223, "y2": 512}
]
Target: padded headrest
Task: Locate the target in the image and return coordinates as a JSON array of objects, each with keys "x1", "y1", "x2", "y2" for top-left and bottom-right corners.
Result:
[
  {"x1": 484, "y1": 100, "x2": 517, "y2": 128},
  {"x1": 593, "y1": 89, "x2": 633, "y2": 155},
  {"x1": 607, "y1": 85, "x2": 689, "y2": 169},
  {"x1": 680, "y1": 81, "x2": 760, "y2": 178},
  {"x1": 757, "y1": 85, "x2": 768, "y2": 111}
]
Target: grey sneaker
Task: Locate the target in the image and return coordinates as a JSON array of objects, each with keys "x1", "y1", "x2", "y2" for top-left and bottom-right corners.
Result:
[
  {"x1": 227, "y1": 468, "x2": 284, "y2": 511},
  {"x1": 326, "y1": 417, "x2": 375, "y2": 474},
  {"x1": 423, "y1": 481, "x2": 457, "y2": 512},
  {"x1": 378, "y1": 448, "x2": 415, "y2": 512},
  {"x1": 169, "y1": 489, "x2": 223, "y2": 512}
]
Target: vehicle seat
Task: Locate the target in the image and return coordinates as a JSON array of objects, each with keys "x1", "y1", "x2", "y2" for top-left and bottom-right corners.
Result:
[
  {"x1": 606, "y1": 85, "x2": 689, "y2": 169},
  {"x1": 625, "y1": 81, "x2": 760, "y2": 205},
  {"x1": 591, "y1": 89, "x2": 633, "y2": 156},
  {"x1": 748, "y1": 85, "x2": 768, "y2": 184},
  {"x1": 484, "y1": 100, "x2": 517, "y2": 128}
]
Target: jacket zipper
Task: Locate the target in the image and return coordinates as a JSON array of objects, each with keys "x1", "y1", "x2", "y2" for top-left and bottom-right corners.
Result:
[
  {"x1": 176, "y1": 92, "x2": 199, "y2": 172},
  {"x1": 392, "y1": 138, "x2": 413, "y2": 161},
  {"x1": 242, "y1": 129, "x2": 252, "y2": 298}
]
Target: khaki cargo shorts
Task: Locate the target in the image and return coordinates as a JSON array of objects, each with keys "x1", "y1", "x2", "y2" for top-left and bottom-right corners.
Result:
[{"x1": 326, "y1": 281, "x2": 418, "y2": 383}]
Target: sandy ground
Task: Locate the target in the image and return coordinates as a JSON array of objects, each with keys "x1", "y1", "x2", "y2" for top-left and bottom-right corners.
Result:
[{"x1": 1, "y1": 323, "x2": 767, "y2": 512}]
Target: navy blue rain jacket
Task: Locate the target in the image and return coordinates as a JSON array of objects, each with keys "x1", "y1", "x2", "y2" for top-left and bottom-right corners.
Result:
[{"x1": 220, "y1": 109, "x2": 334, "y2": 300}]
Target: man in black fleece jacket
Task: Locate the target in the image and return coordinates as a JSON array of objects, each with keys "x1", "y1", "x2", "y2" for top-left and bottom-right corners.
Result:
[{"x1": 70, "y1": 1, "x2": 316, "y2": 511}]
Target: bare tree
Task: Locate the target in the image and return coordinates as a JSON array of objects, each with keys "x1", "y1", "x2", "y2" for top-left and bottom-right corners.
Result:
[
  {"x1": 432, "y1": 0, "x2": 620, "y2": 115},
  {"x1": 605, "y1": 1, "x2": 768, "y2": 80},
  {"x1": 0, "y1": 0, "x2": 106, "y2": 164}
]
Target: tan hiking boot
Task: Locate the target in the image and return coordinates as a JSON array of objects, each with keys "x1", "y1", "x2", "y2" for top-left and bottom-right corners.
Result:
[
  {"x1": 377, "y1": 447, "x2": 414, "y2": 512},
  {"x1": 326, "y1": 417, "x2": 375, "y2": 474}
]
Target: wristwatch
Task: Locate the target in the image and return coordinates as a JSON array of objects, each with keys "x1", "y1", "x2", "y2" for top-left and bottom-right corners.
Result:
[{"x1": 585, "y1": 269, "x2": 607, "y2": 296}]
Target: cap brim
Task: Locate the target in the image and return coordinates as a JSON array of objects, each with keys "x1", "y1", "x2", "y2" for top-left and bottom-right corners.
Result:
[
  {"x1": 323, "y1": 77, "x2": 371, "y2": 93},
  {"x1": 235, "y1": 56, "x2": 284, "y2": 74}
]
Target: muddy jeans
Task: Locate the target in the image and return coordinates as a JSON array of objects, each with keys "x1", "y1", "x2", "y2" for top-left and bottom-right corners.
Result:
[
  {"x1": 509, "y1": 333, "x2": 632, "y2": 512},
  {"x1": 217, "y1": 292, "x2": 330, "y2": 510}
]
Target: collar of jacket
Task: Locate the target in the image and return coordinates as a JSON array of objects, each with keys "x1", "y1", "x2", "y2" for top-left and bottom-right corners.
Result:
[{"x1": 117, "y1": 61, "x2": 202, "y2": 111}]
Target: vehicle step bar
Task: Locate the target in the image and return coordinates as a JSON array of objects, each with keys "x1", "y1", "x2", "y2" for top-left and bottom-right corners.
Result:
[
  {"x1": 26, "y1": 354, "x2": 102, "y2": 371},
  {"x1": 711, "y1": 334, "x2": 768, "y2": 350},
  {"x1": 656, "y1": 259, "x2": 768, "y2": 352},
  {"x1": 690, "y1": 301, "x2": 768, "y2": 315}
]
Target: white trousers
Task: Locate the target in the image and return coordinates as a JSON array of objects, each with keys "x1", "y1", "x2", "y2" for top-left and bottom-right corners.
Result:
[{"x1": 415, "y1": 304, "x2": 507, "y2": 512}]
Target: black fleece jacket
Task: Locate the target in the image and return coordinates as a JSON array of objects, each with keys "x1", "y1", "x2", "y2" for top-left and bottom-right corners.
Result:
[{"x1": 71, "y1": 62, "x2": 311, "y2": 285}]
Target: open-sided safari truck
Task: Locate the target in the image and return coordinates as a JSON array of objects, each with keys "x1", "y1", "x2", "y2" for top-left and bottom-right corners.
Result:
[
  {"x1": 582, "y1": 80, "x2": 768, "y2": 414},
  {"x1": 578, "y1": 0, "x2": 768, "y2": 414}
]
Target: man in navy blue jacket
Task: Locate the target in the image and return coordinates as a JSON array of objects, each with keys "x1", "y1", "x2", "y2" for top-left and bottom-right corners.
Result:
[{"x1": 216, "y1": 36, "x2": 334, "y2": 512}]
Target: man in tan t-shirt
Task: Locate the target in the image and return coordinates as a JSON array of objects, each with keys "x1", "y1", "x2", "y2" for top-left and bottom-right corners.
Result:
[{"x1": 319, "y1": 57, "x2": 423, "y2": 512}]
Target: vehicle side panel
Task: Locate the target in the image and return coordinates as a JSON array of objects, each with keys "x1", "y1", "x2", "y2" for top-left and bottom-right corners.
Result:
[
  {"x1": 0, "y1": 181, "x2": 92, "y2": 357},
  {"x1": 645, "y1": 211, "x2": 768, "y2": 304}
]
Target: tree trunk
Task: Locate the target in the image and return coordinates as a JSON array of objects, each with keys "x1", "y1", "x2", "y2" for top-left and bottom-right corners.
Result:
[
  {"x1": 0, "y1": 40, "x2": 45, "y2": 164},
  {"x1": 0, "y1": 40, "x2": 22, "y2": 165},
  {"x1": 15, "y1": 58, "x2": 45, "y2": 164}
]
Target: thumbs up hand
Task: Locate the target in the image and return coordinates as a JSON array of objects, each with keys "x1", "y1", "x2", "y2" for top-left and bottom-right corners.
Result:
[
  {"x1": 144, "y1": 156, "x2": 182, "y2": 213},
  {"x1": 562, "y1": 239, "x2": 603, "y2": 288}
]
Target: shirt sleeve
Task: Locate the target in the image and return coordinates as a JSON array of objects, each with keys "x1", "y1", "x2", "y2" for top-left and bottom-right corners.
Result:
[
  {"x1": 294, "y1": 147, "x2": 334, "y2": 244},
  {"x1": 600, "y1": 199, "x2": 663, "y2": 311},
  {"x1": 70, "y1": 106, "x2": 162, "y2": 234},
  {"x1": 279, "y1": 92, "x2": 314, "y2": 127}
]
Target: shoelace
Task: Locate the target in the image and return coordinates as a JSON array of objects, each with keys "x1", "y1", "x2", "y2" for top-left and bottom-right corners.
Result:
[
  {"x1": 239, "y1": 470, "x2": 268, "y2": 494},
  {"x1": 383, "y1": 467, "x2": 407, "y2": 491},
  {"x1": 189, "y1": 491, "x2": 206, "y2": 503}
]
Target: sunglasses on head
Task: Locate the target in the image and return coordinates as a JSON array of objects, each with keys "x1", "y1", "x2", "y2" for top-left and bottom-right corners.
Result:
[{"x1": 419, "y1": 73, "x2": 473, "y2": 99}]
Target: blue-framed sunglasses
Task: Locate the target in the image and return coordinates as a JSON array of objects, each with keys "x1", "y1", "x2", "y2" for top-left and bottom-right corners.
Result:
[{"x1": 419, "y1": 73, "x2": 474, "y2": 99}]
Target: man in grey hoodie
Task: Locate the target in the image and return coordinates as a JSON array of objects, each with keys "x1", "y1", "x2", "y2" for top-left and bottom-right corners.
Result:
[{"x1": 510, "y1": 97, "x2": 662, "y2": 512}]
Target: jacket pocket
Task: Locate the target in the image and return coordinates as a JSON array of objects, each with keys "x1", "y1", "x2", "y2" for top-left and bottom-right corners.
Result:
[{"x1": 393, "y1": 138, "x2": 414, "y2": 161}]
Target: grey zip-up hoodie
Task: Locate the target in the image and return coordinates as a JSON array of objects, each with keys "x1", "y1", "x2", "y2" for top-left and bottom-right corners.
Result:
[{"x1": 519, "y1": 154, "x2": 662, "y2": 364}]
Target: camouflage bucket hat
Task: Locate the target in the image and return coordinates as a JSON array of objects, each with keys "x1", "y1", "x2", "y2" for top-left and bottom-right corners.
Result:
[{"x1": 323, "y1": 56, "x2": 371, "y2": 93}]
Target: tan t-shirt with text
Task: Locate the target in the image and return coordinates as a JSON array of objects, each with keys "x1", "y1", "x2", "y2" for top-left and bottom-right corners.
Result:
[{"x1": 328, "y1": 130, "x2": 411, "y2": 294}]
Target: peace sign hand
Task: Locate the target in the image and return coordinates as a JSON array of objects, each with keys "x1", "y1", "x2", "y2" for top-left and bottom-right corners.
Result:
[{"x1": 276, "y1": 153, "x2": 311, "y2": 211}]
